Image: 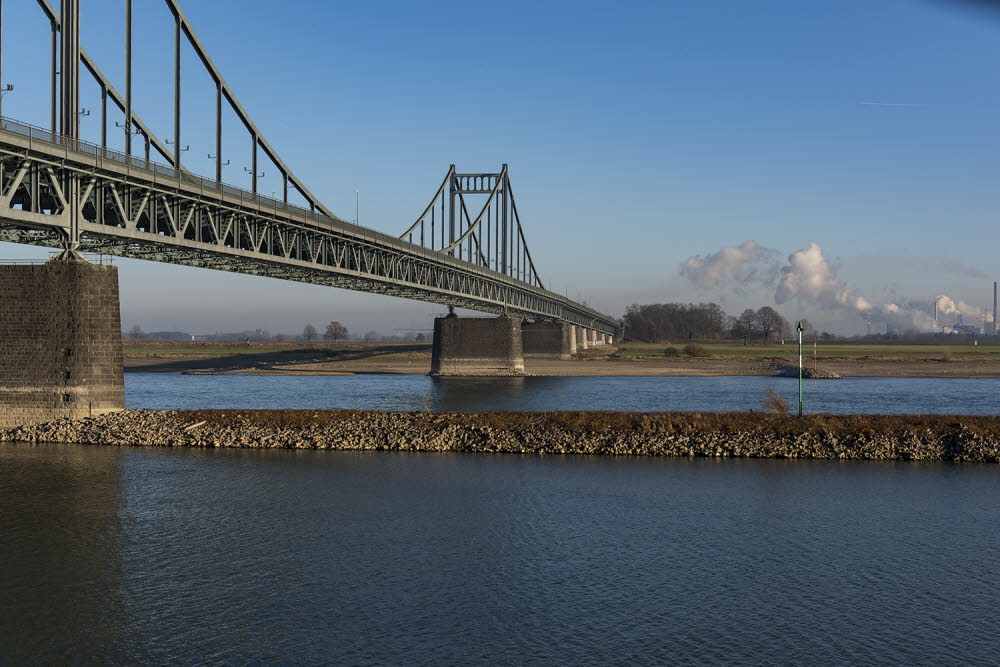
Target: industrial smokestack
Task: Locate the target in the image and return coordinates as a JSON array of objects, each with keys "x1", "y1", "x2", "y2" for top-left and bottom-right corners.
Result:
[{"x1": 993, "y1": 282, "x2": 997, "y2": 336}]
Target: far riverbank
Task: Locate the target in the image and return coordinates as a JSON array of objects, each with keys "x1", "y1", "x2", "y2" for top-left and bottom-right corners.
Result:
[
  {"x1": 5, "y1": 410, "x2": 1000, "y2": 463},
  {"x1": 124, "y1": 339, "x2": 1000, "y2": 378}
]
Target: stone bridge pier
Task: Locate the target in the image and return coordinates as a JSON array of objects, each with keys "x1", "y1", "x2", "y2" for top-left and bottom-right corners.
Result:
[
  {"x1": 0, "y1": 260, "x2": 125, "y2": 428},
  {"x1": 430, "y1": 315, "x2": 525, "y2": 376},
  {"x1": 430, "y1": 314, "x2": 615, "y2": 376},
  {"x1": 521, "y1": 320, "x2": 575, "y2": 360}
]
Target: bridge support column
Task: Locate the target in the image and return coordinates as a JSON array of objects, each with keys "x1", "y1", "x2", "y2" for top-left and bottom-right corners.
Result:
[
  {"x1": 576, "y1": 326, "x2": 589, "y2": 350},
  {"x1": 0, "y1": 260, "x2": 125, "y2": 429},
  {"x1": 521, "y1": 321, "x2": 574, "y2": 360},
  {"x1": 430, "y1": 315, "x2": 525, "y2": 376},
  {"x1": 590, "y1": 329, "x2": 598, "y2": 346},
  {"x1": 568, "y1": 325, "x2": 578, "y2": 355}
]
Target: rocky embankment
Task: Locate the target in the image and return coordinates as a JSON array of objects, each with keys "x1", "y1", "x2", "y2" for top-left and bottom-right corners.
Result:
[
  {"x1": 740, "y1": 360, "x2": 841, "y2": 378},
  {"x1": 3, "y1": 409, "x2": 1000, "y2": 462},
  {"x1": 773, "y1": 365, "x2": 841, "y2": 379}
]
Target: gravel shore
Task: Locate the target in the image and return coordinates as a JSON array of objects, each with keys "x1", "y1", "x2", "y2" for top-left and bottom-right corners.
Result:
[{"x1": 3, "y1": 409, "x2": 1000, "y2": 463}]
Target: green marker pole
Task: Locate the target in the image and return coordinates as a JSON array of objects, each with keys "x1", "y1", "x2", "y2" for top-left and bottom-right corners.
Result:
[{"x1": 796, "y1": 321, "x2": 804, "y2": 416}]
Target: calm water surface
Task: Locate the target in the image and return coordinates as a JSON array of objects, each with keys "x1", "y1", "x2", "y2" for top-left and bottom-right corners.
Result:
[
  {"x1": 2, "y1": 444, "x2": 999, "y2": 664},
  {"x1": 127, "y1": 372, "x2": 1000, "y2": 414}
]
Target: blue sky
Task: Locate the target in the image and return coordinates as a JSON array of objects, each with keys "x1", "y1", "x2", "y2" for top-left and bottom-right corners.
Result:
[{"x1": 2, "y1": 0, "x2": 1000, "y2": 335}]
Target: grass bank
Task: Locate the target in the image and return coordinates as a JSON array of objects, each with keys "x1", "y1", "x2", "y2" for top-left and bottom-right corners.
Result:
[{"x1": 607, "y1": 340, "x2": 1000, "y2": 362}]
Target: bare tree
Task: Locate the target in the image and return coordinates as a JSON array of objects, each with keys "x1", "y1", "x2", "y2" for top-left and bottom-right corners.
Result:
[
  {"x1": 623, "y1": 302, "x2": 732, "y2": 342},
  {"x1": 755, "y1": 307, "x2": 785, "y2": 345},
  {"x1": 274, "y1": 333, "x2": 286, "y2": 342},
  {"x1": 128, "y1": 325, "x2": 144, "y2": 340},
  {"x1": 798, "y1": 319, "x2": 816, "y2": 337},
  {"x1": 732, "y1": 309, "x2": 758, "y2": 345},
  {"x1": 363, "y1": 330, "x2": 379, "y2": 343},
  {"x1": 303, "y1": 324, "x2": 317, "y2": 342},
  {"x1": 324, "y1": 321, "x2": 348, "y2": 341}
]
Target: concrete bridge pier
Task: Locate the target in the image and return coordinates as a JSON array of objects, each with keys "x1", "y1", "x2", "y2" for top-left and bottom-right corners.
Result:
[
  {"x1": 0, "y1": 259, "x2": 125, "y2": 428},
  {"x1": 575, "y1": 326, "x2": 589, "y2": 350},
  {"x1": 430, "y1": 314, "x2": 525, "y2": 376},
  {"x1": 521, "y1": 320, "x2": 574, "y2": 360}
]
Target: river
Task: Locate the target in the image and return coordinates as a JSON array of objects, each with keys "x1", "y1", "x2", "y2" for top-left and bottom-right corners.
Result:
[
  {"x1": 3, "y1": 374, "x2": 1000, "y2": 663},
  {"x1": 126, "y1": 372, "x2": 1000, "y2": 414},
  {"x1": 1, "y1": 443, "x2": 998, "y2": 664}
]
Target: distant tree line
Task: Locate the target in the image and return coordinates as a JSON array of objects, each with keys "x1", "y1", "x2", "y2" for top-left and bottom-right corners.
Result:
[
  {"x1": 623, "y1": 303, "x2": 729, "y2": 342},
  {"x1": 124, "y1": 321, "x2": 430, "y2": 344},
  {"x1": 624, "y1": 303, "x2": 809, "y2": 344}
]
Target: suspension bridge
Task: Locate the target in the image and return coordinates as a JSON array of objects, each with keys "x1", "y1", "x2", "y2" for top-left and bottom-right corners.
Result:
[{"x1": 0, "y1": 0, "x2": 619, "y2": 336}]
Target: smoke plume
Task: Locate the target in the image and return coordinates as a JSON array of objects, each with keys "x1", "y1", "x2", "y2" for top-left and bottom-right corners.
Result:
[
  {"x1": 775, "y1": 243, "x2": 873, "y2": 312},
  {"x1": 681, "y1": 240, "x2": 984, "y2": 333},
  {"x1": 680, "y1": 241, "x2": 777, "y2": 292}
]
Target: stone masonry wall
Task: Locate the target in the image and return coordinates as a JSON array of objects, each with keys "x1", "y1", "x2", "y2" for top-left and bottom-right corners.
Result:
[
  {"x1": 521, "y1": 321, "x2": 572, "y2": 359},
  {"x1": 430, "y1": 316, "x2": 525, "y2": 376},
  {"x1": 0, "y1": 261, "x2": 124, "y2": 428}
]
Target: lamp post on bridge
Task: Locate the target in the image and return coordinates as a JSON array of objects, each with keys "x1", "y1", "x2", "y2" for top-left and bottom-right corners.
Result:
[
  {"x1": 244, "y1": 166, "x2": 264, "y2": 191},
  {"x1": 0, "y1": 84, "x2": 13, "y2": 118},
  {"x1": 208, "y1": 153, "x2": 230, "y2": 177},
  {"x1": 0, "y1": 0, "x2": 15, "y2": 118}
]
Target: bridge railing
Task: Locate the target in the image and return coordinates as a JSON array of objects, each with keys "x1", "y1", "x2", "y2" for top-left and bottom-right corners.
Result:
[{"x1": 0, "y1": 116, "x2": 332, "y2": 222}]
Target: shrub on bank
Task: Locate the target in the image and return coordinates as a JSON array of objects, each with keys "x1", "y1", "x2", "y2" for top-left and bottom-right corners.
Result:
[
  {"x1": 683, "y1": 343, "x2": 710, "y2": 357},
  {"x1": 761, "y1": 386, "x2": 790, "y2": 414},
  {"x1": 663, "y1": 346, "x2": 681, "y2": 357}
]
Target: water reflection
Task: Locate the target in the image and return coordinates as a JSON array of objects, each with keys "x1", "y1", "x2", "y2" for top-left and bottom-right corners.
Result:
[
  {"x1": 427, "y1": 376, "x2": 529, "y2": 411},
  {"x1": 0, "y1": 444, "x2": 140, "y2": 663}
]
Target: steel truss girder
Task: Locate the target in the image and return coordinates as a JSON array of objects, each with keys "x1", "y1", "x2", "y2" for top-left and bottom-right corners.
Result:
[{"x1": 0, "y1": 140, "x2": 619, "y2": 335}]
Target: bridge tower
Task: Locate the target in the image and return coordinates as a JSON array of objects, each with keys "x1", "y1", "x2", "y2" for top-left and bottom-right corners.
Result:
[{"x1": 57, "y1": 0, "x2": 83, "y2": 259}]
